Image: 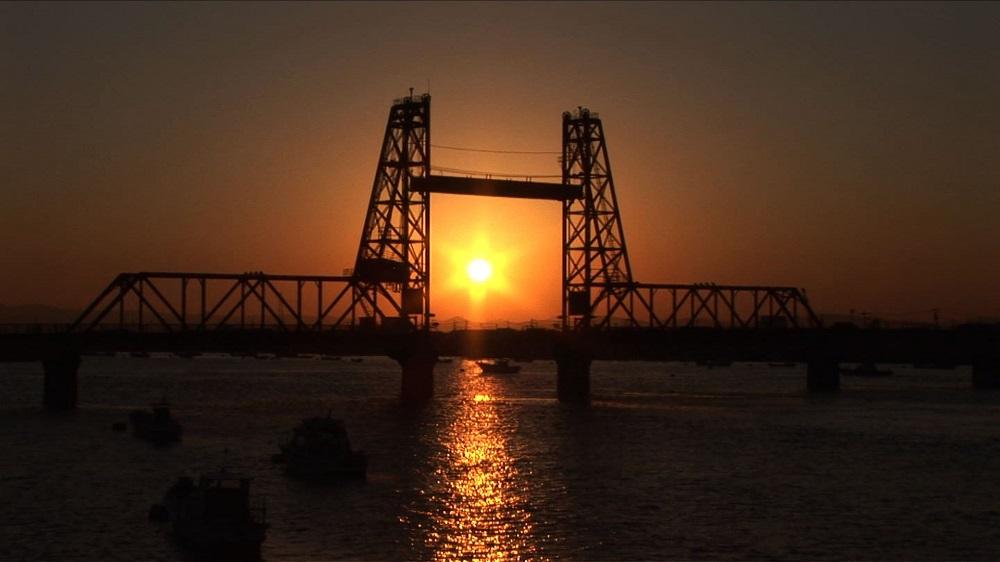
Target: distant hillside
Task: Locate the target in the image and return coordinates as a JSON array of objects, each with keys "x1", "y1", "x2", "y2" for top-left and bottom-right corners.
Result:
[{"x1": 0, "y1": 304, "x2": 80, "y2": 324}]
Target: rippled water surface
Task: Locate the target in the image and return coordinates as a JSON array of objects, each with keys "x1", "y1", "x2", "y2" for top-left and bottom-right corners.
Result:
[{"x1": 3, "y1": 357, "x2": 1000, "y2": 560}]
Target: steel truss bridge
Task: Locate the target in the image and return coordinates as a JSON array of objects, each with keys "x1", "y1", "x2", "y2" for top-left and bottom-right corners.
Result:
[
  {"x1": 2, "y1": 93, "x2": 996, "y2": 407},
  {"x1": 68, "y1": 94, "x2": 820, "y2": 335}
]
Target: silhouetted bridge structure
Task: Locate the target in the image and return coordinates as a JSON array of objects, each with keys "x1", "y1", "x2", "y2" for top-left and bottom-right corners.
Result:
[{"x1": 2, "y1": 93, "x2": 997, "y2": 408}]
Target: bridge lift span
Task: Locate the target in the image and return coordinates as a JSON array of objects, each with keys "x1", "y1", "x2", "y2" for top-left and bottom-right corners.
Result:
[{"x1": 344, "y1": 93, "x2": 819, "y2": 333}]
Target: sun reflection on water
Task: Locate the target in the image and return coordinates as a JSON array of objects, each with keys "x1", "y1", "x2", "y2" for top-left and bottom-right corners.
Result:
[{"x1": 420, "y1": 360, "x2": 538, "y2": 561}]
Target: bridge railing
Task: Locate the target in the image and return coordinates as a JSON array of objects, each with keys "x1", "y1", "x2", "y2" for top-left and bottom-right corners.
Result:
[{"x1": 68, "y1": 272, "x2": 360, "y2": 334}]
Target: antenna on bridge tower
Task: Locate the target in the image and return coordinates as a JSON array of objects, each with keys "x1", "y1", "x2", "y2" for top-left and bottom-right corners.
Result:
[
  {"x1": 351, "y1": 93, "x2": 431, "y2": 330},
  {"x1": 562, "y1": 106, "x2": 636, "y2": 329}
]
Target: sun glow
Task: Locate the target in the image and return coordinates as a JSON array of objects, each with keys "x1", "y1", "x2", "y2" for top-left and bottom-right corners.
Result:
[
  {"x1": 466, "y1": 258, "x2": 493, "y2": 283},
  {"x1": 432, "y1": 197, "x2": 561, "y2": 323},
  {"x1": 439, "y1": 233, "x2": 512, "y2": 307}
]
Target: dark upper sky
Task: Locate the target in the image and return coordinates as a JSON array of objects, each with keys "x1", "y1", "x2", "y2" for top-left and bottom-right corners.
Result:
[{"x1": 3, "y1": 2, "x2": 998, "y2": 322}]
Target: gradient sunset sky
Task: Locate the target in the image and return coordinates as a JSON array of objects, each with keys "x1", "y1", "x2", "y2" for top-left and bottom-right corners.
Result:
[{"x1": 3, "y1": 2, "x2": 998, "y2": 323}]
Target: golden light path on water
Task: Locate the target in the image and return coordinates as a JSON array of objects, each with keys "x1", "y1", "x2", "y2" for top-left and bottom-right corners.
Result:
[{"x1": 422, "y1": 361, "x2": 538, "y2": 560}]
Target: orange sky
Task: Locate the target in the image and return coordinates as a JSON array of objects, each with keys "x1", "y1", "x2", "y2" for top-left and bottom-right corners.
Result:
[{"x1": 2, "y1": 2, "x2": 999, "y2": 324}]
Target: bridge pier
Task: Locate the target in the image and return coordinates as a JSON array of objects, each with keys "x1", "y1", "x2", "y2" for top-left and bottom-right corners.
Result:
[
  {"x1": 972, "y1": 359, "x2": 1000, "y2": 389},
  {"x1": 386, "y1": 333, "x2": 438, "y2": 403},
  {"x1": 806, "y1": 359, "x2": 840, "y2": 393},
  {"x1": 555, "y1": 337, "x2": 592, "y2": 402},
  {"x1": 42, "y1": 352, "x2": 81, "y2": 410}
]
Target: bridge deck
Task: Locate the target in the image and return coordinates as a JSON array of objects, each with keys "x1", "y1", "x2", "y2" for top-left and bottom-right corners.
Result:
[{"x1": 1, "y1": 326, "x2": 995, "y2": 365}]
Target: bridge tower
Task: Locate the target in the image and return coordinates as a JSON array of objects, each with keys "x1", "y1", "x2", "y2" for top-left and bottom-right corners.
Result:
[
  {"x1": 352, "y1": 92, "x2": 432, "y2": 330},
  {"x1": 562, "y1": 107, "x2": 636, "y2": 330}
]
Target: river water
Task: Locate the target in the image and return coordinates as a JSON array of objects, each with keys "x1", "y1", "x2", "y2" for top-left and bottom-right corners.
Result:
[{"x1": 2, "y1": 357, "x2": 999, "y2": 560}]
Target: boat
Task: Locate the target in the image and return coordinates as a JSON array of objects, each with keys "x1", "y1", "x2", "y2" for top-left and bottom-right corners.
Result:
[
  {"x1": 150, "y1": 467, "x2": 268, "y2": 558},
  {"x1": 695, "y1": 359, "x2": 733, "y2": 368},
  {"x1": 768, "y1": 362, "x2": 797, "y2": 368},
  {"x1": 276, "y1": 416, "x2": 367, "y2": 480},
  {"x1": 912, "y1": 361, "x2": 956, "y2": 370},
  {"x1": 349, "y1": 357, "x2": 363, "y2": 363},
  {"x1": 842, "y1": 362, "x2": 893, "y2": 377},
  {"x1": 476, "y1": 359, "x2": 521, "y2": 374},
  {"x1": 129, "y1": 401, "x2": 182, "y2": 444}
]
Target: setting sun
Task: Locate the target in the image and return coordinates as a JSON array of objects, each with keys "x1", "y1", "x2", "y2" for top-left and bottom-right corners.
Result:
[{"x1": 466, "y1": 258, "x2": 493, "y2": 283}]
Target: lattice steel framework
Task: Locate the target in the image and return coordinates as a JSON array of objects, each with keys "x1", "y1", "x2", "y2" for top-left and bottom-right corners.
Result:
[
  {"x1": 68, "y1": 272, "x2": 355, "y2": 333},
  {"x1": 561, "y1": 107, "x2": 821, "y2": 330},
  {"x1": 615, "y1": 283, "x2": 820, "y2": 329},
  {"x1": 562, "y1": 107, "x2": 637, "y2": 329},
  {"x1": 351, "y1": 93, "x2": 431, "y2": 330},
  {"x1": 66, "y1": 96, "x2": 822, "y2": 336}
]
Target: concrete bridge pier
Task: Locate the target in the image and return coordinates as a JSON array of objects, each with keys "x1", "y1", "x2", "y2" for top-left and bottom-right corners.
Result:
[
  {"x1": 806, "y1": 359, "x2": 840, "y2": 393},
  {"x1": 555, "y1": 337, "x2": 592, "y2": 402},
  {"x1": 386, "y1": 333, "x2": 438, "y2": 403},
  {"x1": 972, "y1": 359, "x2": 1000, "y2": 389},
  {"x1": 42, "y1": 352, "x2": 81, "y2": 410}
]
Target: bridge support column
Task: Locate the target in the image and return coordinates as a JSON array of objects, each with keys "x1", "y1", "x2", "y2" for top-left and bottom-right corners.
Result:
[
  {"x1": 387, "y1": 333, "x2": 438, "y2": 403},
  {"x1": 972, "y1": 360, "x2": 1000, "y2": 389},
  {"x1": 555, "y1": 337, "x2": 592, "y2": 402},
  {"x1": 42, "y1": 352, "x2": 81, "y2": 410},
  {"x1": 806, "y1": 359, "x2": 839, "y2": 393}
]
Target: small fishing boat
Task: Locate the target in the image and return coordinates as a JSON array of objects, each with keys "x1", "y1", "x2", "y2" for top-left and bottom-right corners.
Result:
[
  {"x1": 695, "y1": 359, "x2": 733, "y2": 368},
  {"x1": 150, "y1": 466, "x2": 268, "y2": 558},
  {"x1": 476, "y1": 359, "x2": 521, "y2": 374},
  {"x1": 912, "y1": 361, "x2": 955, "y2": 370},
  {"x1": 842, "y1": 362, "x2": 893, "y2": 377},
  {"x1": 129, "y1": 401, "x2": 182, "y2": 444},
  {"x1": 275, "y1": 416, "x2": 367, "y2": 480}
]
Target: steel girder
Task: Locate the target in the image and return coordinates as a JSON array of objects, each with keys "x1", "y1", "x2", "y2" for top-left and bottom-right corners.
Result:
[{"x1": 67, "y1": 272, "x2": 355, "y2": 333}]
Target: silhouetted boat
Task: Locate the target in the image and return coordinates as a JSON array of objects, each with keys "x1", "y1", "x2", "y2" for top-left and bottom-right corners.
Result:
[
  {"x1": 768, "y1": 362, "x2": 797, "y2": 368},
  {"x1": 129, "y1": 401, "x2": 182, "y2": 444},
  {"x1": 842, "y1": 362, "x2": 893, "y2": 377},
  {"x1": 151, "y1": 467, "x2": 268, "y2": 558},
  {"x1": 349, "y1": 357, "x2": 363, "y2": 363},
  {"x1": 321, "y1": 355, "x2": 342, "y2": 361},
  {"x1": 695, "y1": 359, "x2": 732, "y2": 368},
  {"x1": 912, "y1": 361, "x2": 956, "y2": 370},
  {"x1": 276, "y1": 416, "x2": 367, "y2": 480},
  {"x1": 476, "y1": 359, "x2": 520, "y2": 374}
]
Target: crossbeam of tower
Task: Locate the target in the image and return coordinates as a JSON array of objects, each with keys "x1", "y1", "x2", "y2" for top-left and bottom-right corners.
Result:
[{"x1": 412, "y1": 175, "x2": 579, "y2": 201}]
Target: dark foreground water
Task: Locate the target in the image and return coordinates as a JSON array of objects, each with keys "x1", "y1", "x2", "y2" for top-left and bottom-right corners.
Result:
[{"x1": 2, "y1": 357, "x2": 1000, "y2": 561}]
